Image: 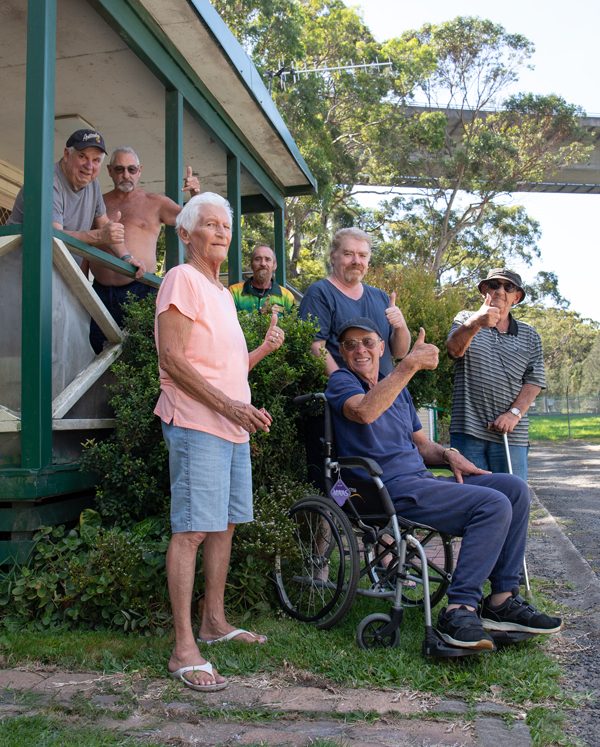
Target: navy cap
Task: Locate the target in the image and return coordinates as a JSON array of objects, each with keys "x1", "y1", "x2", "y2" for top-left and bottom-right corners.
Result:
[
  {"x1": 337, "y1": 317, "x2": 383, "y2": 343},
  {"x1": 66, "y1": 129, "x2": 107, "y2": 154}
]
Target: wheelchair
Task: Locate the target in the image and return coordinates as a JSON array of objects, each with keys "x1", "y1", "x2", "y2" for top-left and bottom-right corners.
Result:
[{"x1": 273, "y1": 393, "x2": 532, "y2": 656}]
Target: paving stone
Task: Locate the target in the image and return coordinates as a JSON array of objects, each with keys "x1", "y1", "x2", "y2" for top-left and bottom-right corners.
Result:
[
  {"x1": 92, "y1": 695, "x2": 120, "y2": 706},
  {"x1": 150, "y1": 722, "x2": 248, "y2": 744},
  {"x1": 164, "y1": 701, "x2": 196, "y2": 711},
  {"x1": 258, "y1": 686, "x2": 420, "y2": 714},
  {"x1": 0, "y1": 669, "x2": 45, "y2": 690},
  {"x1": 473, "y1": 702, "x2": 514, "y2": 714},
  {"x1": 475, "y1": 717, "x2": 532, "y2": 747},
  {"x1": 431, "y1": 699, "x2": 469, "y2": 714},
  {"x1": 30, "y1": 672, "x2": 106, "y2": 696}
]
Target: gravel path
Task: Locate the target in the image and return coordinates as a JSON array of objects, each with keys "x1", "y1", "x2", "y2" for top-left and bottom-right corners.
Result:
[{"x1": 528, "y1": 441, "x2": 600, "y2": 747}]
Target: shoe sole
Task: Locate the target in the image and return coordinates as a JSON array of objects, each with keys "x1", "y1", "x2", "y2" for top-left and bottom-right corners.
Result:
[
  {"x1": 481, "y1": 619, "x2": 564, "y2": 634},
  {"x1": 438, "y1": 631, "x2": 495, "y2": 650}
]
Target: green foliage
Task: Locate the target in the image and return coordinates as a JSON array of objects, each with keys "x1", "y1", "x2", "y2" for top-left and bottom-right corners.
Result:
[
  {"x1": 366, "y1": 265, "x2": 466, "y2": 410},
  {"x1": 516, "y1": 305, "x2": 600, "y2": 397},
  {"x1": 398, "y1": 16, "x2": 592, "y2": 278},
  {"x1": 0, "y1": 512, "x2": 173, "y2": 635},
  {"x1": 369, "y1": 197, "x2": 542, "y2": 286}
]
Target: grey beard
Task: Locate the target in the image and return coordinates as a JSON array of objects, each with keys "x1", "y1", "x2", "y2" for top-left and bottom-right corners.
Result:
[{"x1": 117, "y1": 181, "x2": 134, "y2": 192}]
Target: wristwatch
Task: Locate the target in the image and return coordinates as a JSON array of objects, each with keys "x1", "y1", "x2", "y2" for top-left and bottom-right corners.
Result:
[{"x1": 509, "y1": 407, "x2": 522, "y2": 419}]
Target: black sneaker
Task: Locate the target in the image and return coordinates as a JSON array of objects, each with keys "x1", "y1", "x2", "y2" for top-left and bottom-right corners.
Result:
[
  {"x1": 437, "y1": 606, "x2": 495, "y2": 650},
  {"x1": 480, "y1": 588, "x2": 563, "y2": 634}
]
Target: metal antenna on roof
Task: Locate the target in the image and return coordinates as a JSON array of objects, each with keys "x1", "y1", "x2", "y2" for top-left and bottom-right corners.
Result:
[{"x1": 265, "y1": 57, "x2": 393, "y2": 96}]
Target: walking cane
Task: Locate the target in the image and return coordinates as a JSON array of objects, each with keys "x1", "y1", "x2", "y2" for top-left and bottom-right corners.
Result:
[{"x1": 488, "y1": 424, "x2": 533, "y2": 600}]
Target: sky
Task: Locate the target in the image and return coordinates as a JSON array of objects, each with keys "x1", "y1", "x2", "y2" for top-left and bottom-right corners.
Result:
[{"x1": 342, "y1": 0, "x2": 600, "y2": 321}]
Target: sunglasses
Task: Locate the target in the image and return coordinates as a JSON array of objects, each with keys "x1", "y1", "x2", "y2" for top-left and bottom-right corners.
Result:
[
  {"x1": 485, "y1": 279, "x2": 519, "y2": 293},
  {"x1": 111, "y1": 165, "x2": 139, "y2": 175},
  {"x1": 340, "y1": 336, "x2": 381, "y2": 352}
]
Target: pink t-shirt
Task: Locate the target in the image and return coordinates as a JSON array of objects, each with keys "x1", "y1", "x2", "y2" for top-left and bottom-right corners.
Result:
[{"x1": 154, "y1": 264, "x2": 250, "y2": 443}]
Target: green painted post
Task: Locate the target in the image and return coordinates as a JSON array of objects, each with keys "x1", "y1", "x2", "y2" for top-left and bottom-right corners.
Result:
[
  {"x1": 21, "y1": 0, "x2": 57, "y2": 470},
  {"x1": 165, "y1": 89, "x2": 183, "y2": 270},
  {"x1": 227, "y1": 155, "x2": 242, "y2": 285},
  {"x1": 274, "y1": 206, "x2": 286, "y2": 287}
]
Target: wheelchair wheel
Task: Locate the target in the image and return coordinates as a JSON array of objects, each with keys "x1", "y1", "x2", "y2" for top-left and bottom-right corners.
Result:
[
  {"x1": 401, "y1": 528, "x2": 454, "y2": 608},
  {"x1": 274, "y1": 495, "x2": 360, "y2": 629},
  {"x1": 356, "y1": 613, "x2": 400, "y2": 650}
]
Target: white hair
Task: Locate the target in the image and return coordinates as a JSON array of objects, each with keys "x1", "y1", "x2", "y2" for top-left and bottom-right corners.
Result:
[
  {"x1": 109, "y1": 146, "x2": 140, "y2": 166},
  {"x1": 331, "y1": 227, "x2": 371, "y2": 256},
  {"x1": 66, "y1": 146, "x2": 105, "y2": 162},
  {"x1": 176, "y1": 192, "x2": 233, "y2": 235}
]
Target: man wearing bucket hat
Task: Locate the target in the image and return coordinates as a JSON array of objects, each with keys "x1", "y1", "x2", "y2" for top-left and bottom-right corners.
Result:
[
  {"x1": 8, "y1": 129, "x2": 145, "y2": 278},
  {"x1": 446, "y1": 269, "x2": 545, "y2": 481}
]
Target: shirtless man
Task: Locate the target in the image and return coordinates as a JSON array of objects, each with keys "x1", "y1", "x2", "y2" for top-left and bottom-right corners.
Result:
[{"x1": 88, "y1": 146, "x2": 200, "y2": 353}]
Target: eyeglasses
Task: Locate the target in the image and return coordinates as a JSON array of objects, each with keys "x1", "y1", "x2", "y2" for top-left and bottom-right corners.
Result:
[
  {"x1": 340, "y1": 336, "x2": 381, "y2": 351},
  {"x1": 111, "y1": 165, "x2": 139, "y2": 175},
  {"x1": 485, "y1": 279, "x2": 519, "y2": 293}
]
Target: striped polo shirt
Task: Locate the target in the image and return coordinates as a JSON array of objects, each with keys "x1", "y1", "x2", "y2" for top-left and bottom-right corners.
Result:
[{"x1": 448, "y1": 310, "x2": 546, "y2": 446}]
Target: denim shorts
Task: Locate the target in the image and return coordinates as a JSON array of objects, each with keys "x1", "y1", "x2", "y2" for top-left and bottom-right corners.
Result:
[{"x1": 161, "y1": 420, "x2": 253, "y2": 533}]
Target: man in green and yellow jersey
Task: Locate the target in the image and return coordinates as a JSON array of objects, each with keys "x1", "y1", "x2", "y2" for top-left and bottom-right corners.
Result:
[{"x1": 229, "y1": 244, "x2": 295, "y2": 316}]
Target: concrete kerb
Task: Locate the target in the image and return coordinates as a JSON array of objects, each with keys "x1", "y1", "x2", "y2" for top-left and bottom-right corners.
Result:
[{"x1": 528, "y1": 488, "x2": 600, "y2": 617}]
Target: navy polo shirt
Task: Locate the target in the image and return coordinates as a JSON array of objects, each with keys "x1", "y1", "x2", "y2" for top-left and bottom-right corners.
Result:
[{"x1": 325, "y1": 368, "x2": 427, "y2": 484}]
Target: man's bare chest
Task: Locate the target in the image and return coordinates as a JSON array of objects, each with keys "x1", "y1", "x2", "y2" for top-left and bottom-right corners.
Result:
[{"x1": 105, "y1": 197, "x2": 161, "y2": 234}]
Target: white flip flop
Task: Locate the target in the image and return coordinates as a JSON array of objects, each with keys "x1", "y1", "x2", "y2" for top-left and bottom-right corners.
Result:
[
  {"x1": 169, "y1": 662, "x2": 228, "y2": 692},
  {"x1": 197, "y1": 628, "x2": 268, "y2": 645}
]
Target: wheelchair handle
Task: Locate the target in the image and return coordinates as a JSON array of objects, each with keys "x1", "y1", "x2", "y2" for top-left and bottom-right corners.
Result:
[{"x1": 293, "y1": 392, "x2": 326, "y2": 406}]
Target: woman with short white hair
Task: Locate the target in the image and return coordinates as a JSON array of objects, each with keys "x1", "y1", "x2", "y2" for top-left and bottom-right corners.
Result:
[{"x1": 154, "y1": 192, "x2": 284, "y2": 692}]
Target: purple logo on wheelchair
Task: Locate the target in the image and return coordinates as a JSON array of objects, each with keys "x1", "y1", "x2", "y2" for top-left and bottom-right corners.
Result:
[{"x1": 330, "y1": 478, "x2": 351, "y2": 507}]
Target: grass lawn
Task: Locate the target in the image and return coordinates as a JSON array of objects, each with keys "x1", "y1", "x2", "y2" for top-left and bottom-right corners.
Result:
[
  {"x1": 0, "y1": 581, "x2": 576, "y2": 747},
  {"x1": 529, "y1": 414, "x2": 600, "y2": 442},
  {"x1": 0, "y1": 713, "x2": 167, "y2": 747}
]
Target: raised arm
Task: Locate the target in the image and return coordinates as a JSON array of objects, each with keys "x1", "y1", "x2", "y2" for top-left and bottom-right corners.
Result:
[
  {"x1": 53, "y1": 211, "x2": 146, "y2": 278},
  {"x1": 159, "y1": 166, "x2": 201, "y2": 226},
  {"x1": 342, "y1": 328, "x2": 439, "y2": 424},
  {"x1": 446, "y1": 294, "x2": 500, "y2": 359},
  {"x1": 310, "y1": 340, "x2": 339, "y2": 375},
  {"x1": 386, "y1": 291, "x2": 411, "y2": 359},
  {"x1": 248, "y1": 313, "x2": 285, "y2": 370}
]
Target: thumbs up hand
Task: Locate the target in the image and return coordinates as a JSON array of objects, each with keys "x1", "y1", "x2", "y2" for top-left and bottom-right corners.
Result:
[
  {"x1": 385, "y1": 291, "x2": 406, "y2": 330},
  {"x1": 406, "y1": 327, "x2": 439, "y2": 371},
  {"x1": 98, "y1": 210, "x2": 125, "y2": 244},
  {"x1": 182, "y1": 166, "x2": 200, "y2": 196},
  {"x1": 263, "y1": 312, "x2": 284, "y2": 352},
  {"x1": 474, "y1": 293, "x2": 501, "y2": 328}
]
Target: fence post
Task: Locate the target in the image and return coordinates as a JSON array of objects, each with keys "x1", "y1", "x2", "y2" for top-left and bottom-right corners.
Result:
[{"x1": 566, "y1": 385, "x2": 571, "y2": 439}]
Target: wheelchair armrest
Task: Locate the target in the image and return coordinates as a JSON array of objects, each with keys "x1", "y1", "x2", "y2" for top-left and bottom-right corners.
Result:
[
  {"x1": 425, "y1": 462, "x2": 452, "y2": 471},
  {"x1": 337, "y1": 456, "x2": 383, "y2": 477}
]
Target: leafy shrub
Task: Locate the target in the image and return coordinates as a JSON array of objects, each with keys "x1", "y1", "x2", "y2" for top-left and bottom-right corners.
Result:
[{"x1": 0, "y1": 511, "x2": 175, "y2": 634}]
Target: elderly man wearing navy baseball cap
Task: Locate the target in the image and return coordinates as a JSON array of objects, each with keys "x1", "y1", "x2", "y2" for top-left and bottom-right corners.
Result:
[{"x1": 8, "y1": 129, "x2": 145, "y2": 279}]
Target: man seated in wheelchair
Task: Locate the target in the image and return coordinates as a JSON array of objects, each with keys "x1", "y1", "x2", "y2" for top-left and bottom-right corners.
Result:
[{"x1": 325, "y1": 316, "x2": 562, "y2": 651}]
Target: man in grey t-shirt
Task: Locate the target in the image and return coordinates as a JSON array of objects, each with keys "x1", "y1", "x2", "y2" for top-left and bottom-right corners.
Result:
[{"x1": 8, "y1": 129, "x2": 145, "y2": 277}]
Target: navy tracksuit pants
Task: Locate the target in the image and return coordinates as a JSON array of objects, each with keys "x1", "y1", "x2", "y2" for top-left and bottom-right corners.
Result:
[{"x1": 387, "y1": 472, "x2": 529, "y2": 609}]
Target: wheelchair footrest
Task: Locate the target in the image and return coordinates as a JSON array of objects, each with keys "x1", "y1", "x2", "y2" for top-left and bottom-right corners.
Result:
[
  {"x1": 488, "y1": 629, "x2": 534, "y2": 645},
  {"x1": 422, "y1": 625, "x2": 496, "y2": 657}
]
